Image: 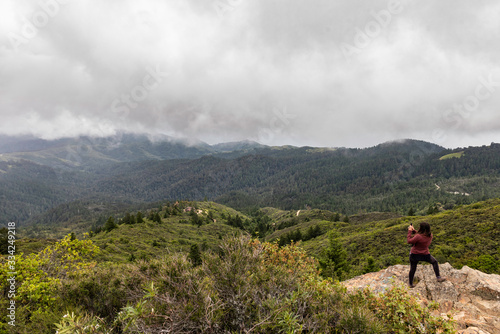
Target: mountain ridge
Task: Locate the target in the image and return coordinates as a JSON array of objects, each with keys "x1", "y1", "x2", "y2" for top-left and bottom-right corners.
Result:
[
  {"x1": 0, "y1": 134, "x2": 447, "y2": 166},
  {"x1": 1, "y1": 134, "x2": 500, "y2": 228}
]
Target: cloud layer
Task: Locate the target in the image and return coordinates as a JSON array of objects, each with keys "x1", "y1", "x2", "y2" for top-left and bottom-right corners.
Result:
[{"x1": 1, "y1": 0, "x2": 500, "y2": 148}]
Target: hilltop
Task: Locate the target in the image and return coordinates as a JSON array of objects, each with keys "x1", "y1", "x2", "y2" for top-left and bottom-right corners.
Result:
[{"x1": 90, "y1": 201, "x2": 249, "y2": 262}]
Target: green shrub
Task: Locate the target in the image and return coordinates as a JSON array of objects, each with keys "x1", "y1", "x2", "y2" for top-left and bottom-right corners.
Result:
[
  {"x1": 60, "y1": 265, "x2": 131, "y2": 321},
  {"x1": 468, "y1": 254, "x2": 499, "y2": 273},
  {"x1": 0, "y1": 234, "x2": 100, "y2": 333},
  {"x1": 361, "y1": 281, "x2": 455, "y2": 333},
  {"x1": 107, "y1": 237, "x2": 388, "y2": 333},
  {"x1": 55, "y1": 311, "x2": 111, "y2": 334}
]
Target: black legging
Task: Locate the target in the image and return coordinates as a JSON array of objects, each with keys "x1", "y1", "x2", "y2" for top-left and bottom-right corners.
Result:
[{"x1": 409, "y1": 253, "x2": 441, "y2": 286}]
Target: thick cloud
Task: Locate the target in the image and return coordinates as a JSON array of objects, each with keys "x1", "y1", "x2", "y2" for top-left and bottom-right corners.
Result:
[{"x1": 0, "y1": 0, "x2": 499, "y2": 148}]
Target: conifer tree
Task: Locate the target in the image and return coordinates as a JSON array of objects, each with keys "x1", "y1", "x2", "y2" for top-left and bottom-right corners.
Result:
[
  {"x1": 408, "y1": 207, "x2": 416, "y2": 216},
  {"x1": 188, "y1": 244, "x2": 202, "y2": 266},
  {"x1": 123, "y1": 212, "x2": 131, "y2": 224},
  {"x1": 136, "y1": 211, "x2": 144, "y2": 224},
  {"x1": 103, "y1": 216, "x2": 117, "y2": 232},
  {"x1": 363, "y1": 256, "x2": 379, "y2": 274},
  {"x1": 319, "y1": 231, "x2": 349, "y2": 280}
]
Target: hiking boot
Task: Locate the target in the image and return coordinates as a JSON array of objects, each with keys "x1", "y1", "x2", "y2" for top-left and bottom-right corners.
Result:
[
  {"x1": 436, "y1": 277, "x2": 446, "y2": 282},
  {"x1": 409, "y1": 284, "x2": 416, "y2": 289}
]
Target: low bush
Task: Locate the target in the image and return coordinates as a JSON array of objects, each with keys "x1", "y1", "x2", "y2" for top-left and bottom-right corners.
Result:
[
  {"x1": 0, "y1": 234, "x2": 99, "y2": 333},
  {"x1": 361, "y1": 282, "x2": 455, "y2": 333}
]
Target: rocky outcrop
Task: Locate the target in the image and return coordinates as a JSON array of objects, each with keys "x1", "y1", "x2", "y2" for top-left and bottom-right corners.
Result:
[{"x1": 342, "y1": 263, "x2": 500, "y2": 334}]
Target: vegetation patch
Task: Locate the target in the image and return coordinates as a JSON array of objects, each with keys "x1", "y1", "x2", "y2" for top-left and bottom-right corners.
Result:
[
  {"x1": 439, "y1": 151, "x2": 464, "y2": 160},
  {"x1": 1, "y1": 235, "x2": 455, "y2": 333}
]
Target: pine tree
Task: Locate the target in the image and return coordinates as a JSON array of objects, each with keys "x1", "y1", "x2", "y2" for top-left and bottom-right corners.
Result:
[
  {"x1": 136, "y1": 211, "x2": 144, "y2": 224},
  {"x1": 407, "y1": 207, "x2": 415, "y2": 216},
  {"x1": 103, "y1": 216, "x2": 117, "y2": 232},
  {"x1": 305, "y1": 225, "x2": 321, "y2": 240},
  {"x1": 319, "y1": 231, "x2": 349, "y2": 280},
  {"x1": 188, "y1": 244, "x2": 202, "y2": 266},
  {"x1": 123, "y1": 212, "x2": 131, "y2": 224},
  {"x1": 291, "y1": 229, "x2": 302, "y2": 242},
  {"x1": 363, "y1": 256, "x2": 379, "y2": 274}
]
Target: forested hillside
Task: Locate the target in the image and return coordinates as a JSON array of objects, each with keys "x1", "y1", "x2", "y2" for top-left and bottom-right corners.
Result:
[{"x1": 1, "y1": 135, "x2": 500, "y2": 232}]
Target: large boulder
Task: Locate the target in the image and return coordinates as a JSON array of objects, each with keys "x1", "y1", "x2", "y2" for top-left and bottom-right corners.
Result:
[{"x1": 342, "y1": 263, "x2": 500, "y2": 334}]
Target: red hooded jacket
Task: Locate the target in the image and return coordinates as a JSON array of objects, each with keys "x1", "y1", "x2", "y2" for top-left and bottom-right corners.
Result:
[{"x1": 407, "y1": 230, "x2": 432, "y2": 255}]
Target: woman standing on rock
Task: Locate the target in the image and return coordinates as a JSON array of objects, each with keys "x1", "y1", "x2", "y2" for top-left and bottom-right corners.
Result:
[{"x1": 407, "y1": 222, "x2": 446, "y2": 288}]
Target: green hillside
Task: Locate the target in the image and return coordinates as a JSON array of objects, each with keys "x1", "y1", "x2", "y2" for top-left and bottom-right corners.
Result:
[
  {"x1": 90, "y1": 201, "x2": 249, "y2": 262},
  {"x1": 439, "y1": 151, "x2": 464, "y2": 160},
  {"x1": 4, "y1": 198, "x2": 498, "y2": 333},
  {"x1": 17, "y1": 199, "x2": 499, "y2": 277},
  {"x1": 265, "y1": 199, "x2": 500, "y2": 276}
]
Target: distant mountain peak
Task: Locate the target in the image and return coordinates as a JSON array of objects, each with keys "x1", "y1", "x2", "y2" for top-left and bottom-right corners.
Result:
[
  {"x1": 211, "y1": 140, "x2": 266, "y2": 152},
  {"x1": 369, "y1": 139, "x2": 445, "y2": 156}
]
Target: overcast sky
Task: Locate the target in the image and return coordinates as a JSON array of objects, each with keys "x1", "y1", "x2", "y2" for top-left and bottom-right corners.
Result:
[{"x1": 1, "y1": 0, "x2": 499, "y2": 148}]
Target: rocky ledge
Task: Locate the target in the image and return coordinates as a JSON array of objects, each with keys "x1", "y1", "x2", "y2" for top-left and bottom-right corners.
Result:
[{"x1": 342, "y1": 263, "x2": 500, "y2": 334}]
